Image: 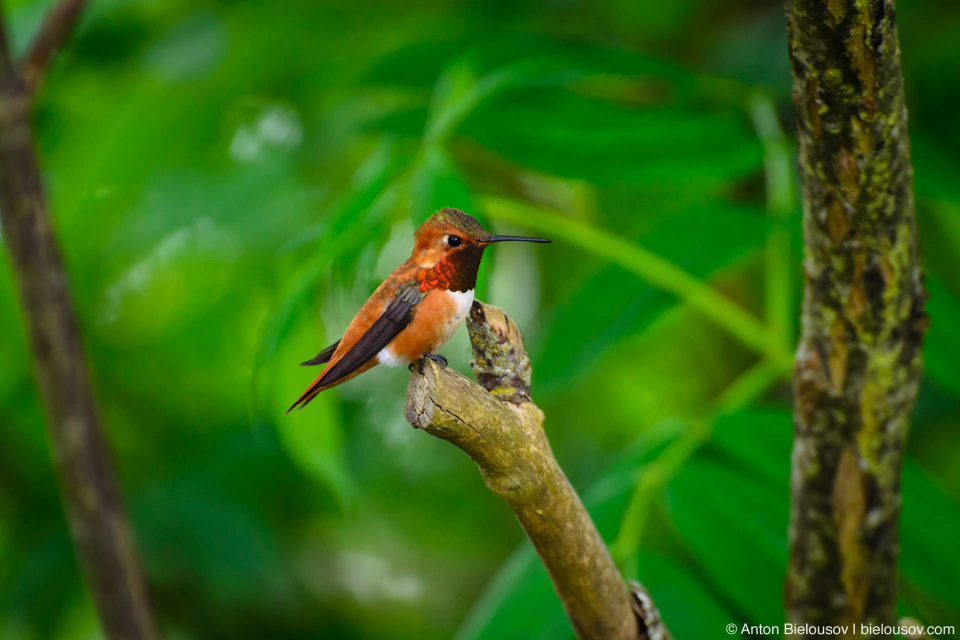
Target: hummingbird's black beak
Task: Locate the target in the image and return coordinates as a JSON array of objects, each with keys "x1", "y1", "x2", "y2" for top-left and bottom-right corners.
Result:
[{"x1": 484, "y1": 235, "x2": 551, "y2": 244}]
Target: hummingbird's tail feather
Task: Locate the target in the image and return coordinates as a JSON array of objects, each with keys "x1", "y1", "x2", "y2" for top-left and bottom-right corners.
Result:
[
  {"x1": 286, "y1": 358, "x2": 378, "y2": 414},
  {"x1": 300, "y1": 339, "x2": 341, "y2": 366}
]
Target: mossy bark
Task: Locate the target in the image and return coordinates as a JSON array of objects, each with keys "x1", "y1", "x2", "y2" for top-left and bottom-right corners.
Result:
[
  {"x1": 405, "y1": 301, "x2": 670, "y2": 640},
  {"x1": 0, "y1": 15, "x2": 159, "y2": 640},
  {"x1": 784, "y1": 0, "x2": 927, "y2": 636}
]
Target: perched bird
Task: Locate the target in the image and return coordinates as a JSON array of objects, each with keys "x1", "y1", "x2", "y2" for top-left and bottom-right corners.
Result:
[{"x1": 287, "y1": 208, "x2": 549, "y2": 413}]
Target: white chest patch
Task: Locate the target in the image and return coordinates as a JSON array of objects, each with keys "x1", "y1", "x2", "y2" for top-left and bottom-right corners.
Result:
[
  {"x1": 448, "y1": 289, "x2": 475, "y2": 327},
  {"x1": 432, "y1": 288, "x2": 475, "y2": 351},
  {"x1": 377, "y1": 347, "x2": 408, "y2": 367}
]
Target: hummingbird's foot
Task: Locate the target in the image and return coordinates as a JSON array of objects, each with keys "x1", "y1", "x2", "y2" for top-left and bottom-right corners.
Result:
[{"x1": 416, "y1": 353, "x2": 448, "y2": 374}]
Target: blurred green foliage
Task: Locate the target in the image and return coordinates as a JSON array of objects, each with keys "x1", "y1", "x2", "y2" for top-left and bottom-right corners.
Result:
[{"x1": 1, "y1": 0, "x2": 959, "y2": 638}]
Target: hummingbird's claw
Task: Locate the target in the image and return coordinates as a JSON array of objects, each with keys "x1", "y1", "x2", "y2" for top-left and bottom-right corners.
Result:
[{"x1": 416, "y1": 353, "x2": 447, "y2": 374}]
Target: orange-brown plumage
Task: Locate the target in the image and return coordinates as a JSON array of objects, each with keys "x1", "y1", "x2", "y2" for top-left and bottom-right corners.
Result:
[{"x1": 287, "y1": 208, "x2": 549, "y2": 413}]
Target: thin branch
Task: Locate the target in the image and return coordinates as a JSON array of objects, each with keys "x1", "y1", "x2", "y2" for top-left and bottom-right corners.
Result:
[
  {"x1": 404, "y1": 301, "x2": 670, "y2": 640},
  {"x1": 784, "y1": 0, "x2": 927, "y2": 636},
  {"x1": 19, "y1": 0, "x2": 89, "y2": 94},
  {"x1": 0, "y1": 8, "x2": 159, "y2": 640}
]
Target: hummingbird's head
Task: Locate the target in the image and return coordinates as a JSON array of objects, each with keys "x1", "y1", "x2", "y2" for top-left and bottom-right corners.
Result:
[{"x1": 412, "y1": 208, "x2": 549, "y2": 270}]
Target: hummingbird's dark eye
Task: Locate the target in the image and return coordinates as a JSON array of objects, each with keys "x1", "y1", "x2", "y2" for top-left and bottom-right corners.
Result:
[{"x1": 447, "y1": 235, "x2": 462, "y2": 247}]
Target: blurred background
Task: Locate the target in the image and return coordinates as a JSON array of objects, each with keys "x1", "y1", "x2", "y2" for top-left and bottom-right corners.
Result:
[{"x1": 1, "y1": 0, "x2": 959, "y2": 638}]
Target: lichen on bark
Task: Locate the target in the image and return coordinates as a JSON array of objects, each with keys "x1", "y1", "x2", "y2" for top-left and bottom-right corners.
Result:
[{"x1": 784, "y1": 0, "x2": 927, "y2": 636}]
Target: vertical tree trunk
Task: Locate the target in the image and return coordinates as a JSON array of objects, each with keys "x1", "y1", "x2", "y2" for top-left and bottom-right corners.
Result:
[
  {"x1": 0, "y1": 16, "x2": 159, "y2": 640},
  {"x1": 784, "y1": 0, "x2": 927, "y2": 637}
]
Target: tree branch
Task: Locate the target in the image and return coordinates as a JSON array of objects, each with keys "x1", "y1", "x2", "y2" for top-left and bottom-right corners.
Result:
[
  {"x1": 19, "y1": 0, "x2": 88, "y2": 94},
  {"x1": 0, "y1": 9, "x2": 159, "y2": 640},
  {"x1": 784, "y1": 0, "x2": 928, "y2": 636},
  {"x1": 404, "y1": 301, "x2": 670, "y2": 640}
]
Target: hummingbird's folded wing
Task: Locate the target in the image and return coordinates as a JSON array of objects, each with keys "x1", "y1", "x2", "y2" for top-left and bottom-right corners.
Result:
[
  {"x1": 300, "y1": 340, "x2": 341, "y2": 366},
  {"x1": 287, "y1": 285, "x2": 423, "y2": 413},
  {"x1": 318, "y1": 285, "x2": 422, "y2": 387}
]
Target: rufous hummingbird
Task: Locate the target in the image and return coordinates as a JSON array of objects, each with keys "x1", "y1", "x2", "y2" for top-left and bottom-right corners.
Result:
[{"x1": 287, "y1": 208, "x2": 549, "y2": 413}]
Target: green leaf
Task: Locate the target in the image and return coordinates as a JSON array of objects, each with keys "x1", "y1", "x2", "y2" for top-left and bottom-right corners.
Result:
[
  {"x1": 281, "y1": 138, "x2": 402, "y2": 255},
  {"x1": 709, "y1": 409, "x2": 792, "y2": 487},
  {"x1": 253, "y1": 140, "x2": 402, "y2": 397},
  {"x1": 900, "y1": 460, "x2": 960, "y2": 624},
  {"x1": 142, "y1": 11, "x2": 227, "y2": 82},
  {"x1": 257, "y1": 271, "x2": 355, "y2": 507},
  {"x1": 276, "y1": 393, "x2": 354, "y2": 507},
  {"x1": 364, "y1": 37, "x2": 695, "y2": 93},
  {"x1": 637, "y1": 552, "x2": 736, "y2": 640},
  {"x1": 666, "y1": 453, "x2": 788, "y2": 624},
  {"x1": 922, "y1": 277, "x2": 960, "y2": 398},
  {"x1": 409, "y1": 146, "x2": 474, "y2": 222},
  {"x1": 454, "y1": 545, "x2": 567, "y2": 640},
  {"x1": 461, "y1": 90, "x2": 762, "y2": 188}
]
